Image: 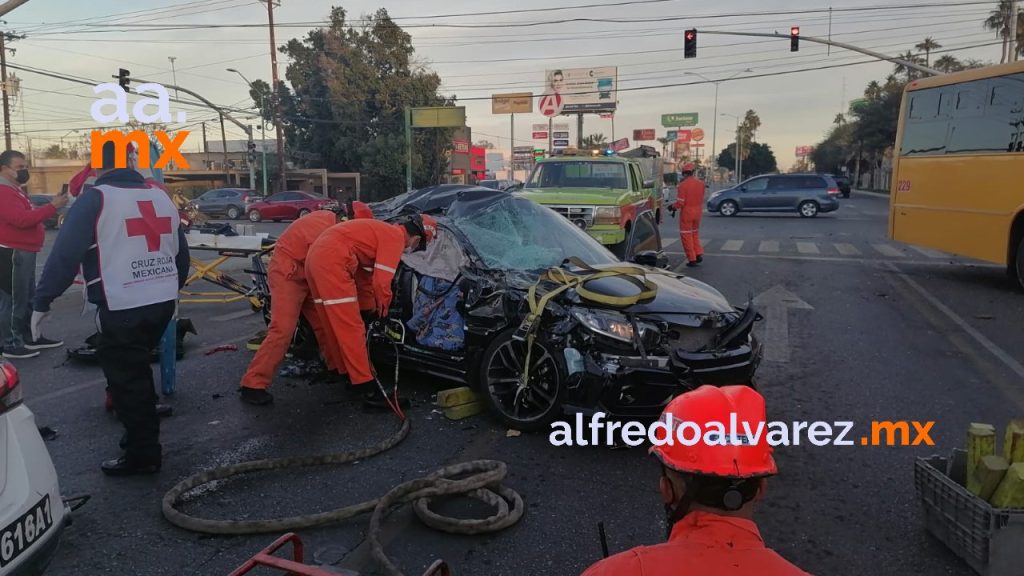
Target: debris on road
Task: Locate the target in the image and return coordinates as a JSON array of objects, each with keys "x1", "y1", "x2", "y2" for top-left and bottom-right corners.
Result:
[
  {"x1": 203, "y1": 344, "x2": 239, "y2": 356},
  {"x1": 437, "y1": 386, "x2": 482, "y2": 420},
  {"x1": 506, "y1": 429, "x2": 521, "y2": 438}
]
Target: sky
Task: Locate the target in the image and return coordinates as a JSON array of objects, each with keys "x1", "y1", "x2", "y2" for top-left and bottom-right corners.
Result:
[{"x1": 1, "y1": 0, "x2": 1009, "y2": 172}]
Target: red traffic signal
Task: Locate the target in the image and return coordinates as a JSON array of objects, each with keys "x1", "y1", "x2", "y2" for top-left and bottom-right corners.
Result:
[
  {"x1": 790, "y1": 26, "x2": 800, "y2": 52},
  {"x1": 684, "y1": 28, "x2": 697, "y2": 58}
]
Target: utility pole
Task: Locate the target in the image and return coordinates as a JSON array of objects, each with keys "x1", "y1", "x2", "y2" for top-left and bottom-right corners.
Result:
[
  {"x1": 265, "y1": 0, "x2": 287, "y2": 191},
  {"x1": 247, "y1": 124, "x2": 256, "y2": 191},
  {"x1": 0, "y1": 31, "x2": 17, "y2": 150},
  {"x1": 201, "y1": 121, "x2": 208, "y2": 168},
  {"x1": 1011, "y1": 0, "x2": 1019, "y2": 63},
  {"x1": 220, "y1": 113, "x2": 229, "y2": 185},
  {"x1": 167, "y1": 56, "x2": 179, "y2": 99}
]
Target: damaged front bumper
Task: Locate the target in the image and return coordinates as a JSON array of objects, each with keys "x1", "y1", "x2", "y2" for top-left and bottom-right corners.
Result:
[{"x1": 562, "y1": 305, "x2": 762, "y2": 421}]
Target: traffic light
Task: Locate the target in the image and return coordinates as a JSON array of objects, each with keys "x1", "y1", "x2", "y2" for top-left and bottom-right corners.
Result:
[
  {"x1": 117, "y1": 68, "x2": 130, "y2": 91},
  {"x1": 247, "y1": 140, "x2": 257, "y2": 162},
  {"x1": 790, "y1": 26, "x2": 800, "y2": 52},
  {"x1": 684, "y1": 29, "x2": 697, "y2": 58}
]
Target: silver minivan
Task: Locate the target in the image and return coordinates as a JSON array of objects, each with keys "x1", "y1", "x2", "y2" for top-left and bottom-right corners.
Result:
[{"x1": 706, "y1": 174, "x2": 841, "y2": 217}]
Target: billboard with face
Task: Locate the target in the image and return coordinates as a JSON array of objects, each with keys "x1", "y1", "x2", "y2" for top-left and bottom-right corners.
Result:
[{"x1": 544, "y1": 67, "x2": 617, "y2": 113}]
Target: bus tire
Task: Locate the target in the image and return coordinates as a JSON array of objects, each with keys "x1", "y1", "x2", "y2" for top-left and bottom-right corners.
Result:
[{"x1": 1013, "y1": 234, "x2": 1024, "y2": 291}]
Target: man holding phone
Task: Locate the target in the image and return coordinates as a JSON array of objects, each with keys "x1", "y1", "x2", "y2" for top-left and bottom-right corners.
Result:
[{"x1": 0, "y1": 150, "x2": 67, "y2": 358}]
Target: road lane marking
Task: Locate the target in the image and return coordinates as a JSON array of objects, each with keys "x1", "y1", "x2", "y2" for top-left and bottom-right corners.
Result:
[
  {"x1": 662, "y1": 237, "x2": 679, "y2": 249},
  {"x1": 796, "y1": 242, "x2": 819, "y2": 254},
  {"x1": 759, "y1": 240, "x2": 780, "y2": 253},
  {"x1": 910, "y1": 245, "x2": 948, "y2": 259},
  {"x1": 872, "y1": 243, "x2": 906, "y2": 258},
  {"x1": 834, "y1": 243, "x2": 861, "y2": 256},
  {"x1": 721, "y1": 240, "x2": 744, "y2": 251},
  {"x1": 752, "y1": 286, "x2": 813, "y2": 363},
  {"x1": 665, "y1": 251, "x2": 1001, "y2": 268}
]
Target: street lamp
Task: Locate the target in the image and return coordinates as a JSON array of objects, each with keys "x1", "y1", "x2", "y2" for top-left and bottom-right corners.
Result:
[
  {"x1": 227, "y1": 68, "x2": 267, "y2": 195},
  {"x1": 167, "y1": 56, "x2": 178, "y2": 99},
  {"x1": 721, "y1": 113, "x2": 742, "y2": 184},
  {"x1": 684, "y1": 68, "x2": 751, "y2": 178}
]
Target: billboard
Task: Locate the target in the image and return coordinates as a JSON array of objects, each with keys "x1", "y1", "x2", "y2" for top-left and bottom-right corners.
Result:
[
  {"x1": 610, "y1": 138, "x2": 630, "y2": 152},
  {"x1": 544, "y1": 67, "x2": 617, "y2": 113},
  {"x1": 633, "y1": 129, "x2": 655, "y2": 141},
  {"x1": 661, "y1": 113, "x2": 698, "y2": 127},
  {"x1": 795, "y1": 145, "x2": 814, "y2": 157},
  {"x1": 491, "y1": 93, "x2": 533, "y2": 114}
]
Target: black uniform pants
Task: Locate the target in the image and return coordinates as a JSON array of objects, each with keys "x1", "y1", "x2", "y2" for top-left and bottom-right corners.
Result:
[{"x1": 97, "y1": 299, "x2": 175, "y2": 465}]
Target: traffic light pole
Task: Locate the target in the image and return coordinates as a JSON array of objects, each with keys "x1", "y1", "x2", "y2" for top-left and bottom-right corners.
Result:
[{"x1": 696, "y1": 30, "x2": 942, "y2": 76}]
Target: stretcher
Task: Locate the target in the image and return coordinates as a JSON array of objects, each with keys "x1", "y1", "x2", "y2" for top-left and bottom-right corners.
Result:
[{"x1": 180, "y1": 228, "x2": 275, "y2": 309}]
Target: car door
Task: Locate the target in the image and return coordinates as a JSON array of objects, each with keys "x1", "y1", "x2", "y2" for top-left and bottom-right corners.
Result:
[
  {"x1": 261, "y1": 193, "x2": 286, "y2": 219},
  {"x1": 737, "y1": 177, "x2": 771, "y2": 209},
  {"x1": 766, "y1": 176, "x2": 798, "y2": 209},
  {"x1": 286, "y1": 192, "x2": 308, "y2": 219},
  {"x1": 195, "y1": 190, "x2": 218, "y2": 213},
  {"x1": 624, "y1": 211, "x2": 668, "y2": 267}
]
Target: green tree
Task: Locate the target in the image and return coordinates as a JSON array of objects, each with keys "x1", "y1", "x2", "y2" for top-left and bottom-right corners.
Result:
[
  {"x1": 581, "y1": 133, "x2": 609, "y2": 149},
  {"x1": 933, "y1": 54, "x2": 963, "y2": 73},
  {"x1": 717, "y1": 142, "x2": 777, "y2": 178},
  {"x1": 894, "y1": 50, "x2": 926, "y2": 80},
  {"x1": 985, "y1": 1, "x2": 1024, "y2": 63},
  {"x1": 737, "y1": 109, "x2": 761, "y2": 145},
  {"x1": 42, "y1": 144, "x2": 71, "y2": 159},
  {"x1": 252, "y1": 7, "x2": 453, "y2": 199},
  {"x1": 914, "y1": 37, "x2": 942, "y2": 66}
]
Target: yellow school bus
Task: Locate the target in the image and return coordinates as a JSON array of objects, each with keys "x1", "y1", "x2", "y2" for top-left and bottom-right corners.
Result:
[{"x1": 889, "y1": 60, "x2": 1024, "y2": 288}]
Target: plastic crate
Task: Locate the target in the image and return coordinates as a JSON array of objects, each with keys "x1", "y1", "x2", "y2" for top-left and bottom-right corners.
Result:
[{"x1": 914, "y1": 454, "x2": 1024, "y2": 576}]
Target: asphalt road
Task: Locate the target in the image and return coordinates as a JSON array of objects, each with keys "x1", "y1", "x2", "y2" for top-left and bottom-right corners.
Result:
[{"x1": 20, "y1": 193, "x2": 1024, "y2": 575}]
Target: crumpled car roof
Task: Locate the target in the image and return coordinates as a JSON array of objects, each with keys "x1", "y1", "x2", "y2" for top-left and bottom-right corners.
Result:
[{"x1": 370, "y1": 185, "x2": 509, "y2": 218}]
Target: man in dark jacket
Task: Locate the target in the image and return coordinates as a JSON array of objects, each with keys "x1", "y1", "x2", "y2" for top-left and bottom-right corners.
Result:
[
  {"x1": 0, "y1": 150, "x2": 68, "y2": 359},
  {"x1": 33, "y1": 142, "x2": 190, "y2": 476}
]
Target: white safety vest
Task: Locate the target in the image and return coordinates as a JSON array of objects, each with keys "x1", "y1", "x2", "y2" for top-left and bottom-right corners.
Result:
[{"x1": 93, "y1": 183, "x2": 180, "y2": 311}]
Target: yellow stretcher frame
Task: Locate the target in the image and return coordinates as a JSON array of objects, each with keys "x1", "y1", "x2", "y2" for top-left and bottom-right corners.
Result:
[{"x1": 179, "y1": 243, "x2": 275, "y2": 308}]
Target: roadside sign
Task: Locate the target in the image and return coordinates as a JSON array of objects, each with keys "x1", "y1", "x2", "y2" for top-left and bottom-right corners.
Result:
[
  {"x1": 532, "y1": 131, "x2": 549, "y2": 140},
  {"x1": 661, "y1": 112, "x2": 698, "y2": 127},
  {"x1": 411, "y1": 106, "x2": 467, "y2": 128},
  {"x1": 553, "y1": 139, "x2": 570, "y2": 147},
  {"x1": 553, "y1": 131, "x2": 570, "y2": 139},
  {"x1": 539, "y1": 92, "x2": 564, "y2": 117},
  {"x1": 666, "y1": 130, "x2": 677, "y2": 141},
  {"x1": 691, "y1": 128, "x2": 705, "y2": 142},
  {"x1": 554, "y1": 122, "x2": 570, "y2": 131},
  {"x1": 633, "y1": 129, "x2": 655, "y2": 141},
  {"x1": 491, "y1": 92, "x2": 533, "y2": 114},
  {"x1": 532, "y1": 123, "x2": 548, "y2": 131},
  {"x1": 677, "y1": 129, "x2": 692, "y2": 143},
  {"x1": 453, "y1": 140, "x2": 470, "y2": 154},
  {"x1": 610, "y1": 137, "x2": 629, "y2": 151},
  {"x1": 692, "y1": 143, "x2": 705, "y2": 148},
  {"x1": 795, "y1": 145, "x2": 813, "y2": 157},
  {"x1": 600, "y1": 113, "x2": 614, "y2": 119}
]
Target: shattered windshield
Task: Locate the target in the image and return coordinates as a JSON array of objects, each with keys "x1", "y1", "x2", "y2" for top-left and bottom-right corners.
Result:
[{"x1": 452, "y1": 196, "x2": 619, "y2": 271}]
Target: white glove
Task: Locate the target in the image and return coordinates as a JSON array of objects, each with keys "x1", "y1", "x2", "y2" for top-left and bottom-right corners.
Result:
[{"x1": 30, "y1": 310, "x2": 49, "y2": 342}]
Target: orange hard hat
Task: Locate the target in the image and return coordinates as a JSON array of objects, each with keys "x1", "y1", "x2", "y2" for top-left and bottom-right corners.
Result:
[
  {"x1": 680, "y1": 162, "x2": 696, "y2": 173},
  {"x1": 419, "y1": 213, "x2": 438, "y2": 243},
  {"x1": 649, "y1": 385, "x2": 777, "y2": 479}
]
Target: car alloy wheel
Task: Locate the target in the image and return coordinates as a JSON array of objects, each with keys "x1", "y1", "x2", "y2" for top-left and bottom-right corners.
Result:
[
  {"x1": 298, "y1": 209, "x2": 311, "y2": 218},
  {"x1": 478, "y1": 328, "x2": 565, "y2": 431},
  {"x1": 719, "y1": 200, "x2": 738, "y2": 217},
  {"x1": 248, "y1": 210, "x2": 262, "y2": 222},
  {"x1": 226, "y1": 206, "x2": 241, "y2": 220},
  {"x1": 799, "y1": 201, "x2": 819, "y2": 218}
]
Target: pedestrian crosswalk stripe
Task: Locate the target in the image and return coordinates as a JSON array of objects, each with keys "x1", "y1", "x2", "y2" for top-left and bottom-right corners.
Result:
[
  {"x1": 834, "y1": 243, "x2": 861, "y2": 256},
  {"x1": 910, "y1": 245, "x2": 948, "y2": 259},
  {"x1": 872, "y1": 243, "x2": 906, "y2": 258},
  {"x1": 796, "y1": 242, "x2": 819, "y2": 254},
  {"x1": 721, "y1": 240, "x2": 744, "y2": 251},
  {"x1": 759, "y1": 240, "x2": 780, "y2": 253}
]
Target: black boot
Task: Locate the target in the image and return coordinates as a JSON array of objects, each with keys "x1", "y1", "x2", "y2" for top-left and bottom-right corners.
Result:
[
  {"x1": 101, "y1": 456, "x2": 160, "y2": 476},
  {"x1": 361, "y1": 384, "x2": 410, "y2": 411},
  {"x1": 156, "y1": 404, "x2": 173, "y2": 418},
  {"x1": 686, "y1": 261, "x2": 700, "y2": 267},
  {"x1": 240, "y1": 387, "x2": 274, "y2": 406},
  {"x1": 696, "y1": 255, "x2": 703, "y2": 263}
]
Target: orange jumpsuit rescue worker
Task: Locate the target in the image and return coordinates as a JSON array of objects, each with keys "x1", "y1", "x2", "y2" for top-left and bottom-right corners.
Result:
[
  {"x1": 581, "y1": 385, "x2": 810, "y2": 576},
  {"x1": 305, "y1": 213, "x2": 436, "y2": 410},
  {"x1": 671, "y1": 162, "x2": 705, "y2": 267},
  {"x1": 238, "y1": 206, "x2": 352, "y2": 406}
]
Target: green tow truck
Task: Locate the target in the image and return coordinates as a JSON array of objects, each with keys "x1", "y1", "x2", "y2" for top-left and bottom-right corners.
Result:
[{"x1": 516, "y1": 151, "x2": 664, "y2": 256}]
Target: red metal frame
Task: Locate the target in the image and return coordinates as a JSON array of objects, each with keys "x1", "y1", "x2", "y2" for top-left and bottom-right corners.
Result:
[{"x1": 228, "y1": 533, "x2": 339, "y2": 576}]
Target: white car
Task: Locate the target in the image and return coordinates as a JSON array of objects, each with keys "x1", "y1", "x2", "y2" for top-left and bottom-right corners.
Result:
[{"x1": 0, "y1": 362, "x2": 68, "y2": 575}]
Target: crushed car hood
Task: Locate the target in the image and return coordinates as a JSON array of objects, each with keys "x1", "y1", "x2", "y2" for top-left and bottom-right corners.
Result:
[
  {"x1": 516, "y1": 187, "x2": 632, "y2": 206},
  {"x1": 575, "y1": 265, "x2": 735, "y2": 315}
]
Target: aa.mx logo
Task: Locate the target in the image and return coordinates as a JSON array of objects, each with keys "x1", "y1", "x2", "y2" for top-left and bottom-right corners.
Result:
[{"x1": 89, "y1": 82, "x2": 190, "y2": 169}]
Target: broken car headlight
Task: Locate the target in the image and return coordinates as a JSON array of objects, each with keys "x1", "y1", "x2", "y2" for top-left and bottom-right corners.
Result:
[{"x1": 572, "y1": 308, "x2": 657, "y2": 344}]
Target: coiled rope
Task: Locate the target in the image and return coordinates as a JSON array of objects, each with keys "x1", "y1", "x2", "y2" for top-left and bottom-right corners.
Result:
[{"x1": 162, "y1": 417, "x2": 524, "y2": 575}]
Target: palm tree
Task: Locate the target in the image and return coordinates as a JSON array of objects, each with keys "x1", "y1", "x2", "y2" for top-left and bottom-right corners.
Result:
[
  {"x1": 933, "y1": 54, "x2": 962, "y2": 73},
  {"x1": 985, "y1": 0, "x2": 1012, "y2": 63},
  {"x1": 833, "y1": 113, "x2": 846, "y2": 125},
  {"x1": 915, "y1": 37, "x2": 942, "y2": 66},
  {"x1": 581, "y1": 133, "x2": 608, "y2": 149},
  {"x1": 894, "y1": 51, "x2": 925, "y2": 80},
  {"x1": 864, "y1": 80, "x2": 883, "y2": 101},
  {"x1": 656, "y1": 136, "x2": 670, "y2": 157}
]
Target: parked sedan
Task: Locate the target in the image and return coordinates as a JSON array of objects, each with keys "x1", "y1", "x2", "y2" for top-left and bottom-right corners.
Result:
[
  {"x1": 359, "y1": 186, "x2": 761, "y2": 431},
  {"x1": 246, "y1": 191, "x2": 339, "y2": 222},
  {"x1": 29, "y1": 195, "x2": 68, "y2": 229},
  {"x1": 706, "y1": 173, "x2": 841, "y2": 218},
  {"x1": 0, "y1": 361, "x2": 70, "y2": 574},
  {"x1": 192, "y1": 188, "x2": 259, "y2": 220}
]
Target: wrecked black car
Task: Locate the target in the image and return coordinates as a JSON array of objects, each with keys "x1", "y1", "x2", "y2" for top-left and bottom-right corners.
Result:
[{"x1": 368, "y1": 187, "x2": 762, "y2": 431}]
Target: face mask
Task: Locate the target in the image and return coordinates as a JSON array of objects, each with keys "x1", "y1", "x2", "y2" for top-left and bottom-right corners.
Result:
[{"x1": 15, "y1": 169, "x2": 29, "y2": 184}]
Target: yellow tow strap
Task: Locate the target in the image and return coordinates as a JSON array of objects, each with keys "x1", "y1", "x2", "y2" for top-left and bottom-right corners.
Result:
[{"x1": 515, "y1": 257, "x2": 684, "y2": 389}]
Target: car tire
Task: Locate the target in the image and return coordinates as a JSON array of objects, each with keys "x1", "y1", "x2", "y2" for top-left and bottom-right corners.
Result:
[
  {"x1": 248, "y1": 209, "x2": 262, "y2": 223},
  {"x1": 719, "y1": 200, "x2": 738, "y2": 217},
  {"x1": 1013, "y1": 234, "x2": 1024, "y2": 291},
  {"x1": 799, "y1": 201, "x2": 819, "y2": 218},
  {"x1": 298, "y1": 208, "x2": 311, "y2": 218},
  {"x1": 226, "y1": 206, "x2": 241, "y2": 220},
  {"x1": 477, "y1": 327, "x2": 566, "y2": 432}
]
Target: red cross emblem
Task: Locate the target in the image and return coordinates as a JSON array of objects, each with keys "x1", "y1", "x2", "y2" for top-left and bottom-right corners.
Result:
[{"x1": 125, "y1": 200, "x2": 172, "y2": 252}]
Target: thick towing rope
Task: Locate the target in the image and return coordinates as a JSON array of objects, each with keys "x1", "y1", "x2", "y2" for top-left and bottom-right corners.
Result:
[{"x1": 161, "y1": 417, "x2": 524, "y2": 576}]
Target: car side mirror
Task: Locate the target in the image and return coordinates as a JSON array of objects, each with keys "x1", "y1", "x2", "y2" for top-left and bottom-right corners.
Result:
[
  {"x1": 632, "y1": 250, "x2": 665, "y2": 268},
  {"x1": 643, "y1": 179, "x2": 654, "y2": 189}
]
